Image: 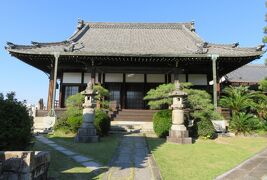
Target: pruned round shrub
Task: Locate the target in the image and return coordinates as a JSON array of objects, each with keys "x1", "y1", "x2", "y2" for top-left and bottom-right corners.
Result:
[
  {"x1": 196, "y1": 118, "x2": 215, "y2": 139},
  {"x1": 67, "y1": 115, "x2": 83, "y2": 132},
  {"x1": 153, "y1": 109, "x2": 172, "y2": 138},
  {"x1": 94, "y1": 109, "x2": 111, "y2": 136},
  {"x1": 0, "y1": 92, "x2": 33, "y2": 150}
]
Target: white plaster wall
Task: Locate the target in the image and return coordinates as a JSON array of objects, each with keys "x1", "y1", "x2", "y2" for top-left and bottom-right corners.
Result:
[
  {"x1": 188, "y1": 74, "x2": 207, "y2": 85},
  {"x1": 105, "y1": 73, "x2": 123, "y2": 82},
  {"x1": 147, "y1": 74, "x2": 165, "y2": 83},
  {"x1": 126, "y1": 74, "x2": 144, "y2": 82},
  {"x1": 63, "y1": 73, "x2": 82, "y2": 83},
  {"x1": 84, "y1": 73, "x2": 99, "y2": 83},
  {"x1": 171, "y1": 74, "x2": 186, "y2": 82}
]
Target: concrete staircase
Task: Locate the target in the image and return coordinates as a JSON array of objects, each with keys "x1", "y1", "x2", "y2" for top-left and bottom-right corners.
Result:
[
  {"x1": 113, "y1": 109, "x2": 158, "y2": 122},
  {"x1": 110, "y1": 109, "x2": 158, "y2": 134},
  {"x1": 33, "y1": 116, "x2": 56, "y2": 133}
]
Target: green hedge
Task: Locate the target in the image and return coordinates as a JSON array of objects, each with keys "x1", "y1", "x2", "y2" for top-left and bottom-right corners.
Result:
[
  {"x1": 94, "y1": 109, "x2": 111, "y2": 136},
  {"x1": 0, "y1": 92, "x2": 33, "y2": 150},
  {"x1": 153, "y1": 110, "x2": 172, "y2": 138}
]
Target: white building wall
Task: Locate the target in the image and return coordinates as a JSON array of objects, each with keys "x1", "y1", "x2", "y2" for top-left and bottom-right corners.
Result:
[
  {"x1": 126, "y1": 74, "x2": 144, "y2": 83},
  {"x1": 188, "y1": 74, "x2": 207, "y2": 85},
  {"x1": 84, "y1": 73, "x2": 99, "y2": 83},
  {"x1": 171, "y1": 74, "x2": 186, "y2": 82},
  {"x1": 63, "y1": 73, "x2": 82, "y2": 83},
  {"x1": 105, "y1": 73, "x2": 123, "y2": 82},
  {"x1": 147, "y1": 74, "x2": 165, "y2": 83}
]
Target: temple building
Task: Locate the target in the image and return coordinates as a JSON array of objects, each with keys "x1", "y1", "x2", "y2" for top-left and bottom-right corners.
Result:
[
  {"x1": 223, "y1": 64, "x2": 267, "y2": 89},
  {"x1": 6, "y1": 20, "x2": 264, "y2": 111}
]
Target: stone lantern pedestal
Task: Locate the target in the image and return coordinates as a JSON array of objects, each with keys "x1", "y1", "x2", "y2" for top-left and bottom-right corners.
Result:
[
  {"x1": 167, "y1": 81, "x2": 192, "y2": 144},
  {"x1": 75, "y1": 82, "x2": 99, "y2": 143}
]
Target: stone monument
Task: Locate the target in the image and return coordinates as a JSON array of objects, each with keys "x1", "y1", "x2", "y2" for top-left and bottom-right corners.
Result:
[
  {"x1": 75, "y1": 81, "x2": 99, "y2": 143},
  {"x1": 167, "y1": 80, "x2": 192, "y2": 144}
]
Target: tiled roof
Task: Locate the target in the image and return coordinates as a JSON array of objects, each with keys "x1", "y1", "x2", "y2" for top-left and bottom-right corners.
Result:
[
  {"x1": 225, "y1": 64, "x2": 267, "y2": 83},
  {"x1": 5, "y1": 21, "x2": 264, "y2": 57}
]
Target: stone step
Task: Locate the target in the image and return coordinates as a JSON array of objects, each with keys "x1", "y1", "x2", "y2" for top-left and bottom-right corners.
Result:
[
  {"x1": 33, "y1": 116, "x2": 56, "y2": 133},
  {"x1": 110, "y1": 121, "x2": 154, "y2": 134},
  {"x1": 115, "y1": 113, "x2": 155, "y2": 117}
]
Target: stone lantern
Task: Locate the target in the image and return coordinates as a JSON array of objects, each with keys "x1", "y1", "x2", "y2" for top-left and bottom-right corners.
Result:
[
  {"x1": 167, "y1": 80, "x2": 192, "y2": 144},
  {"x1": 75, "y1": 81, "x2": 99, "y2": 143}
]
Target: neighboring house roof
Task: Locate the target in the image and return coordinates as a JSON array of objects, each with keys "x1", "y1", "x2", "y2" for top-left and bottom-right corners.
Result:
[
  {"x1": 5, "y1": 21, "x2": 264, "y2": 57},
  {"x1": 225, "y1": 64, "x2": 267, "y2": 83}
]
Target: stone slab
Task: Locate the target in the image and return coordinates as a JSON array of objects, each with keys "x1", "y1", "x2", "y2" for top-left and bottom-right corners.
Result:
[
  {"x1": 82, "y1": 161, "x2": 101, "y2": 170},
  {"x1": 61, "y1": 150, "x2": 76, "y2": 156},
  {"x1": 71, "y1": 155, "x2": 92, "y2": 163},
  {"x1": 167, "y1": 136, "x2": 192, "y2": 144},
  {"x1": 54, "y1": 146, "x2": 67, "y2": 151}
]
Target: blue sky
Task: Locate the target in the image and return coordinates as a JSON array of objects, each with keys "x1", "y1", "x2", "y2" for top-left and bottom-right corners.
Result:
[{"x1": 0, "y1": 0, "x2": 266, "y2": 105}]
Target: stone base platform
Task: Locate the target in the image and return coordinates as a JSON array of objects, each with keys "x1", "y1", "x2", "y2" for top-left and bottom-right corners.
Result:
[
  {"x1": 167, "y1": 130, "x2": 192, "y2": 144},
  {"x1": 75, "y1": 127, "x2": 99, "y2": 143}
]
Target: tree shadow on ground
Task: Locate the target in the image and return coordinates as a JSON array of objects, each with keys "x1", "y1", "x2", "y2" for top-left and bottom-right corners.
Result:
[{"x1": 38, "y1": 131, "x2": 197, "y2": 179}]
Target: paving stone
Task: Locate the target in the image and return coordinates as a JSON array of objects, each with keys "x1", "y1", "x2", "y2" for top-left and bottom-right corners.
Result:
[
  {"x1": 82, "y1": 161, "x2": 101, "y2": 170},
  {"x1": 104, "y1": 133, "x2": 158, "y2": 179},
  {"x1": 54, "y1": 146, "x2": 67, "y2": 151},
  {"x1": 71, "y1": 155, "x2": 91, "y2": 162},
  {"x1": 61, "y1": 150, "x2": 76, "y2": 156},
  {"x1": 36, "y1": 135, "x2": 102, "y2": 172},
  {"x1": 49, "y1": 143, "x2": 59, "y2": 147},
  {"x1": 216, "y1": 147, "x2": 267, "y2": 180}
]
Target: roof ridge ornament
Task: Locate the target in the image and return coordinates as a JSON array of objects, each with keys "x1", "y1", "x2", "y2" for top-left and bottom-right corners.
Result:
[
  {"x1": 6, "y1": 42, "x2": 16, "y2": 49},
  {"x1": 256, "y1": 44, "x2": 265, "y2": 51},
  {"x1": 31, "y1": 41, "x2": 41, "y2": 47},
  {"x1": 63, "y1": 41, "x2": 84, "y2": 52},
  {"x1": 190, "y1": 21, "x2": 195, "y2": 32},
  {"x1": 232, "y1": 42, "x2": 239, "y2": 48},
  {"x1": 196, "y1": 42, "x2": 209, "y2": 54},
  {"x1": 77, "y1": 18, "x2": 85, "y2": 30}
]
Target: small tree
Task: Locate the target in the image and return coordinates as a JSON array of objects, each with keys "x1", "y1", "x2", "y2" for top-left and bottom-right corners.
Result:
[
  {"x1": 54, "y1": 84, "x2": 111, "y2": 135},
  {"x1": 94, "y1": 83, "x2": 110, "y2": 109},
  {"x1": 0, "y1": 92, "x2": 33, "y2": 150},
  {"x1": 144, "y1": 83, "x2": 221, "y2": 138}
]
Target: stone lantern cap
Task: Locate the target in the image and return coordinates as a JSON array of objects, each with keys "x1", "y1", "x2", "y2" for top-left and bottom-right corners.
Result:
[
  {"x1": 81, "y1": 81, "x2": 97, "y2": 96},
  {"x1": 169, "y1": 80, "x2": 187, "y2": 98}
]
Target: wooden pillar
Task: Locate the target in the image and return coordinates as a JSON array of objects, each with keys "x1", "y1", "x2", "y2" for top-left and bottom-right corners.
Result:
[
  {"x1": 91, "y1": 67, "x2": 96, "y2": 84},
  {"x1": 50, "y1": 53, "x2": 59, "y2": 116},
  {"x1": 47, "y1": 69, "x2": 54, "y2": 111},
  {"x1": 58, "y1": 73, "x2": 63, "y2": 108},
  {"x1": 122, "y1": 73, "x2": 126, "y2": 109},
  {"x1": 211, "y1": 54, "x2": 219, "y2": 111}
]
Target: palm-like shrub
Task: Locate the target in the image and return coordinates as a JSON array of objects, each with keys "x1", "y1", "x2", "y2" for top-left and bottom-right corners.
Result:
[
  {"x1": 259, "y1": 77, "x2": 267, "y2": 92},
  {"x1": 220, "y1": 86, "x2": 255, "y2": 114},
  {"x1": 230, "y1": 112, "x2": 263, "y2": 135}
]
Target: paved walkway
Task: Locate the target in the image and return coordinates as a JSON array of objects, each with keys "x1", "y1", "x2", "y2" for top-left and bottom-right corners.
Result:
[
  {"x1": 35, "y1": 135, "x2": 102, "y2": 171},
  {"x1": 103, "y1": 133, "x2": 161, "y2": 180},
  {"x1": 216, "y1": 148, "x2": 267, "y2": 180}
]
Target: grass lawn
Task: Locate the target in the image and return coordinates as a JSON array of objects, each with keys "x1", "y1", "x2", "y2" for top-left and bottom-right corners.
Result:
[
  {"x1": 32, "y1": 140, "x2": 102, "y2": 180},
  {"x1": 146, "y1": 136, "x2": 267, "y2": 180},
  {"x1": 46, "y1": 130, "x2": 121, "y2": 165}
]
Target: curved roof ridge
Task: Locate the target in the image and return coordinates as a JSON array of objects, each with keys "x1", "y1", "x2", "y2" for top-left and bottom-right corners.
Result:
[{"x1": 86, "y1": 21, "x2": 193, "y2": 30}]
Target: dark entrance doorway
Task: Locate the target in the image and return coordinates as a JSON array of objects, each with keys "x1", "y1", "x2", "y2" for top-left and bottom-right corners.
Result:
[{"x1": 126, "y1": 83, "x2": 144, "y2": 109}]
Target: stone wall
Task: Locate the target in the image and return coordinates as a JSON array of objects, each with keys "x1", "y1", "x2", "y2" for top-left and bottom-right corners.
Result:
[{"x1": 0, "y1": 151, "x2": 50, "y2": 180}]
